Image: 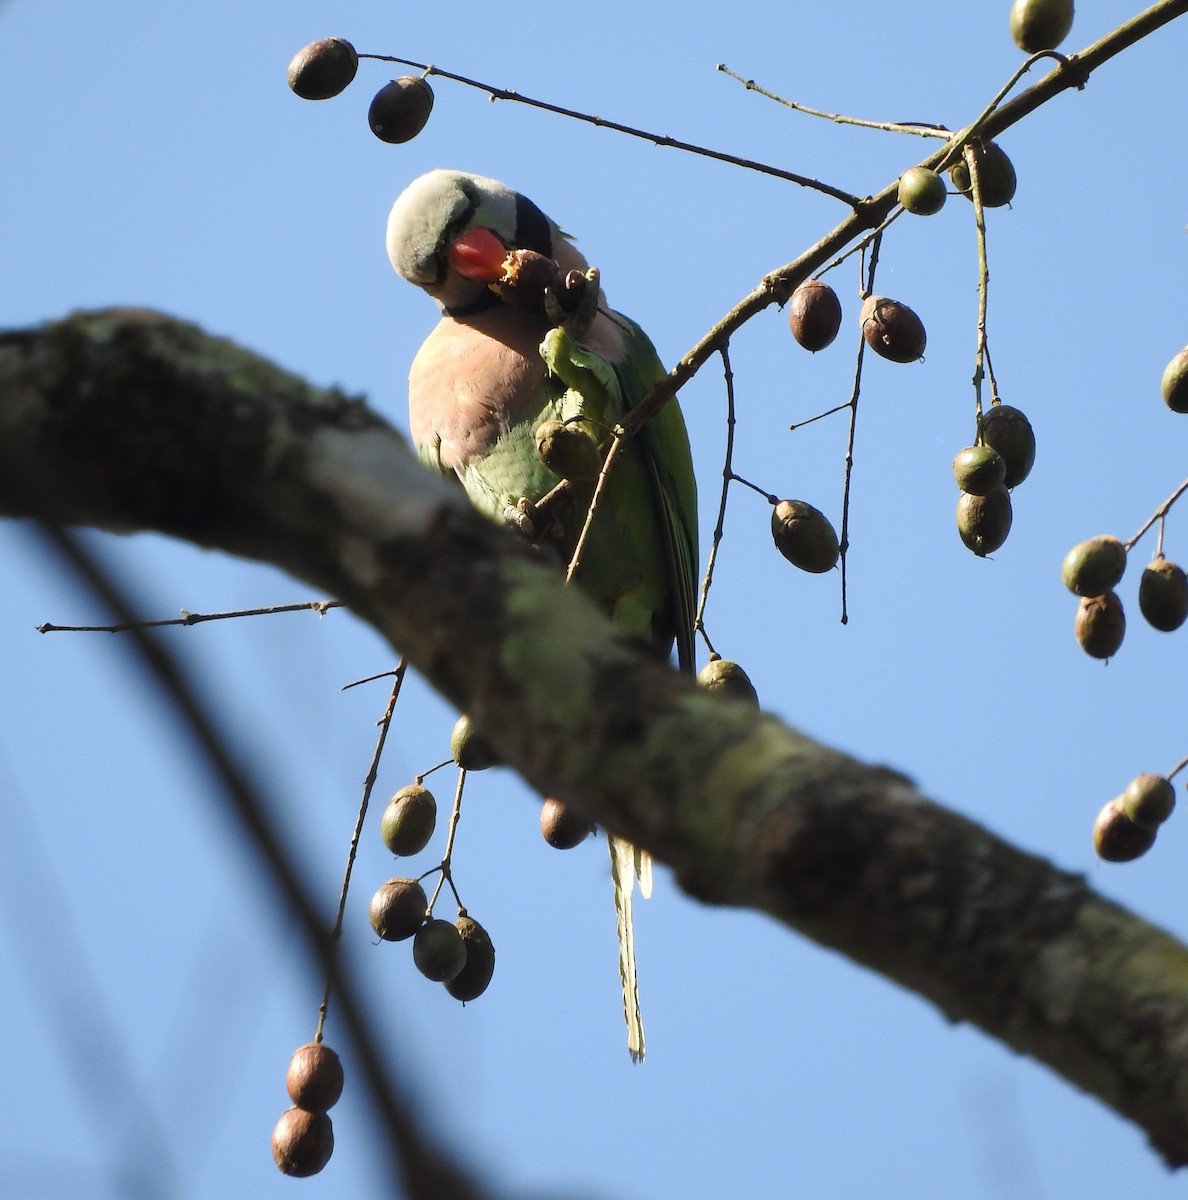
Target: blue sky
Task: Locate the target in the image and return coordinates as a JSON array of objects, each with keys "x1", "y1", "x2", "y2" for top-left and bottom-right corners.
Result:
[{"x1": 3, "y1": 1, "x2": 1188, "y2": 1197}]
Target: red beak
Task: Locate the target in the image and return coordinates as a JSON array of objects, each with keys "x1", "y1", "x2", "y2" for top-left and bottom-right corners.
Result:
[{"x1": 449, "y1": 227, "x2": 508, "y2": 282}]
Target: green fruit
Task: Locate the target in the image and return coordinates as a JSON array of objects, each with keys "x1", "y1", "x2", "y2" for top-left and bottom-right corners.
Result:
[
  {"x1": 287, "y1": 38, "x2": 359, "y2": 101},
  {"x1": 1121, "y1": 773, "x2": 1175, "y2": 830},
  {"x1": 788, "y1": 279, "x2": 842, "y2": 352},
  {"x1": 445, "y1": 916, "x2": 496, "y2": 1002},
  {"x1": 1061, "y1": 535, "x2": 1126, "y2": 597},
  {"x1": 860, "y1": 295, "x2": 926, "y2": 363},
  {"x1": 950, "y1": 142, "x2": 1017, "y2": 207},
  {"x1": 978, "y1": 404, "x2": 1036, "y2": 487},
  {"x1": 380, "y1": 784, "x2": 437, "y2": 856},
  {"x1": 696, "y1": 656, "x2": 760, "y2": 707},
  {"x1": 368, "y1": 76, "x2": 434, "y2": 144},
  {"x1": 1138, "y1": 557, "x2": 1188, "y2": 631},
  {"x1": 897, "y1": 167, "x2": 947, "y2": 216},
  {"x1": 952, "y1": 445, "x2": 1007, "y2": 496},
  {"x1": 1092, "y1": 798, "x2": 1156, "y2": 862},
  {"x1": 771, "y1": 500, "x2": 840, "y2": 573},
  {"x1": 1161, "y1": 347, "x2": 1188, "y2": 413},
  {"x1": 272, "y1": 1107, "x2": 334, "y2": 1177},
  {"x1": 540, "y1": 797, "x2": 593, "y2": 849},
  {"x1": 413, "y1": 919, "x2": 467, "y2": 982},
  {"x1": 956, "y1": 487, "x2": 1012, "y2": 556},
  {"x1": 1075, "y1": 591, "x2": 1125, "y2": 659},
  {"x1": 1010, "y1": 0, "x2": 1074, "y2": 53},
  {"x1": 368, "y1": 878, "x2": 427, "y2": 942},
  {"x1": 451, "y1": 714, "x2": 501, "y2": 771},
  {"x1": 535, "y1": 419, "x2": 602, "y2": 483},
  {"x1": 285, "y1": 1043, "x2": 344, "y2": 1113}
]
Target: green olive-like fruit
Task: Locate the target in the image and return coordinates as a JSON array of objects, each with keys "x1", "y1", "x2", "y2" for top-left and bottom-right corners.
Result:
[
  {"x1": 451, "y1": 714, "x2": 501, "y2": 771},
  {"x1": 445, "y1": 916, "x2": 497, "y2": 1002},
  {"x1": 272, "y1": 1107, "x2": 335, "y2": 1177},
  {"x1": 696, "y1": 656, "x2": 760, "y2": 707},
  {"x1": 978, "y1": 404, "x2": 1036, "y2": 487},
  {"x1": 535, "y1": 419, "x2": 602, "y2": 483},
  {"x1": 950, "y1": 142, "x2": 1017, "y2": 207},
  {"x1": 285, "y1": 1042, "x2": 345, "y2": 1113},
  {"x1": 413, "y1": 919, "x2": 468, "y2": 982},
  {"x1": 1061, "y1": 535, "x2": 1126, "y2": 597},
  {"x1": 897, "y1": 167, "x2": 947, "y2": 216},
  {"x1": 860, "y1": 295, "x2": 926, "y2": 363},
  {"x1": 1121, "y1": 773, "x2": 1176, "y2": 830},
  {"x1": 771, "y1": 500, "x2": 840, "y2": 573},
  {"x1": 540, "y1": 797, "x2": 593, "y2": 849},
  {"x1": 368, "y1": 877, "x2": 427, "y2": 942},
  {"x1": 1075, "y1": 591, "x2": 1125, "y2": 659},
  {"x1": 287, "y1": 38, "x2": 359, "y2": 100},
  {"x1": 1093, "y1": 798, "x2": 1156, "y2": 862},
  {"x1": 1138, "y1": 557, "x2": 1188, "y2": 632},
  {"x1": 1010, "y1": 0, "x2": 1074, "y2": 53},
  {"x1": 368, "y1": 76, "x2": 435, "y2": 144},
  {"x1": 1161, "y1": 347, "x2": 1188, "y2": 413},
  {"x1": 956, "y1": 487, "x2": 1012, "y2": 556},
  {"x1": 788, "y1": 279, "x2": 842, "y2": 352},
  {"x1": 380, "y1": 784, "x2": 437, "y2": 856},
  {"x1": 952, "y1": 445, "x2": 1007, "y2": 496}
]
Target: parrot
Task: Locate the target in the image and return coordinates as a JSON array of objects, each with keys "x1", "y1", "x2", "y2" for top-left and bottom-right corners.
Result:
[{"x1": 385, "y1": 168, "x2": 698, "y2": 1061}]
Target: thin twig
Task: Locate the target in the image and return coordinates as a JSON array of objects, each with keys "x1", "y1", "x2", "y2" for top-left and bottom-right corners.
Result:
[
  {"x1": 1127, "y1": 477, "x2": 1188, "y2": 551},
  {"x1": 37, "y1": 598, "x2": 341, "y2": 635}
]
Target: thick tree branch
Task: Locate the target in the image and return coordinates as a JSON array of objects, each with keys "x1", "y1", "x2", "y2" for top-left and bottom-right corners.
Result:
[{"x1": 4, "y1": 309, "x2": 1188, "y2": 1165}]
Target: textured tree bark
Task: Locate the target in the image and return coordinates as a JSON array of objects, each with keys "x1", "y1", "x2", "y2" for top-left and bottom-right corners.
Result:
[{"x1": 4, "y1": 308, "x2": 1188, "y2": 1165}]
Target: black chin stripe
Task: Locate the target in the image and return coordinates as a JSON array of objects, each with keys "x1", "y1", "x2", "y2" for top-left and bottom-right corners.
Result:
[
  {"x1": 514, "y1": 194, "x2": 553, "y2": 255},
  {"x1": 444, "y1": 291, "x2": 501, "y2": 319}
]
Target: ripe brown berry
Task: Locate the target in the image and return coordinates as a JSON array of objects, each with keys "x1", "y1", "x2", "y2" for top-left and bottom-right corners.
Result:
[
  {"x1": 1138, "y1": 557, "x2": 1188, "y2": 632},
  {"x1": 860, "y1": 295, "x2": 926, "y2": 363},
  {"x1": 535, "y1": 419, "x2": 603, "y2": 483},
  {"x1": 368, "y1": 76, "x2": 434, "y2": 144},
  {"x1": 368, "y1": 877, "x2": 427, "y2": 942},
  {"x1": 1061, "y1": 535, "x2": 1126, "y2": 597},
  {"x1": 287, "y1": 38, "x2": 359, "y2": 101},
  {"x1": 451, "y1": 714, "x2": 501, "y2": 771},
  {"x1": 380, "y1": 785, "x2": 437, "y2": 856},
  {"x1": 956, "y1": 487, "x2": 1012, "y2": 556},
  {"x1": 1161, "y1": 347, "x2": 1188, "y2": 413},
  {"x1": 285, "y1": 1043, "x2": 344, "y2": 1113},
  {"x1": 445, "y1": 916, "x2": 497, "y2": 1002},
  {"x1": 413, "y1": 919, "x2": 468, "y2": 982},
  {"x1": 1010, "y1": 0, "x2": 1075, "y2": 53},
  {"x1": 897, "y1": 167, "x2": 947, "y2": 216},
  {"x1": 540, "y1": 797, "x2": 593, "y2": 849},
  {"x1": 788, "y1": 280, "x2": 843, "y2": 352},
  {"x1": 952, "y1": 445, "x2": 1007, "y2": 496},
  {"x1": 1093, "y1": 798, "x2": 1156, "y2": 862},
  {"x1": 978, "y1": 404, "x2": 1035, "y2": 487},
  {"x1": 771, "y1": 500, "x2": 840, "y2": 574},
  {"x1": 1075, "y1": 591, "x2": 1125, "y2": 659},
  {"x1": 950, "y1": 142, "x2": 1017, "y2": 207},
  {"x1": 1121, "y1": 773, "x2": 1175, "y2": 830},
  {"x1": 696, "y1": 656, "x2": 760, "y2": 707},
  {"x1": 272, "y1": 1107, "x2": 334, "y2": 1177}
]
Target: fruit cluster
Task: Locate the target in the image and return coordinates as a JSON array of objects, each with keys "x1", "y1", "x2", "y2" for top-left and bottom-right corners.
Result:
[{"x1": 271, "y1": 1042, "x2": 344, "y2": 1177}]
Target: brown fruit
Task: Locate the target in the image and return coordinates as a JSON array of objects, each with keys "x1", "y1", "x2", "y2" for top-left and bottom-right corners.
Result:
[
  {"x1": 860, "y1": 295, "x2": 926, "y2": 363},
  {"x1": 952, "y1": 445, "x2": 1007, "y2": 496},
  {"x1": 285, "y1": 1043, "x2": 344, "y2": 1113},
  {"x1": 380, "y1": 784, "x2": 437, "y2": 856},
  {"x1": 1075, "y1": 591, "x2": 1125, "y2": 659},
  {"x1": 956, "y1": 487, "x2": 1012, "y2": 556},
  {"x1": 696, "y1": 656, "x2": 760, "y2": 707},
  {"x1": 540, "y1": 797, "x2": 593, "y2": 849},
  {"x1": 1138, "y1": 557, "x2": 1188, "y2": 632},
  {"x1": 451, "y1": 714, "x2": 501, "y2": 771},
  {"x1": 368, "y1": 76, "x2": 434, "y2": 144},
  {"x1": 1161, "y1": 347, "x2": 1188, "y2": 413},
  {"x1": 897, "y1": 167, "x2": 947, "y2": 216},
  {"x1": 1061, "y1": 535, "x2": 1126, "y2": 597},
  {"x1": 445, "y1": 916, "x2": 496, "y2": 1002},
  {"x1": 413, "y1": 919, "x2": 468, "y2": 982},
  {"x1": 287, "y1": 38, "x2": 359, "y2": 101},
  {"x1": 535, "y1": 419, "x2": 602, "y2": 483},
  {"x1": 368, "y1": 877, "x2": 427, "y2": 942},
  {"x1": 272, "y1": 1107, "x2": 334, "y2": 1177},
  {"x1": 978, "y1": 404, "x2": 1035, "y2": 487},
  {"x1": 950, "y1": 142, "x2": 1017, "y2": 207},
  {"x1": 788, "y1": 280, "x2": 842, "y2": 352},
  {"x1": 1121, "y1": 773, "x2": 1176, "y2": 830},
  {"x1": 771, "y1": 500, "x2": 840, "y2": 573},
  {"x1": 1092, "y1": 798, "x2": 1156, "y2": 862},
  {"x1": 1010, "y1": 0, "x2": 1074, "y2": 53}
]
